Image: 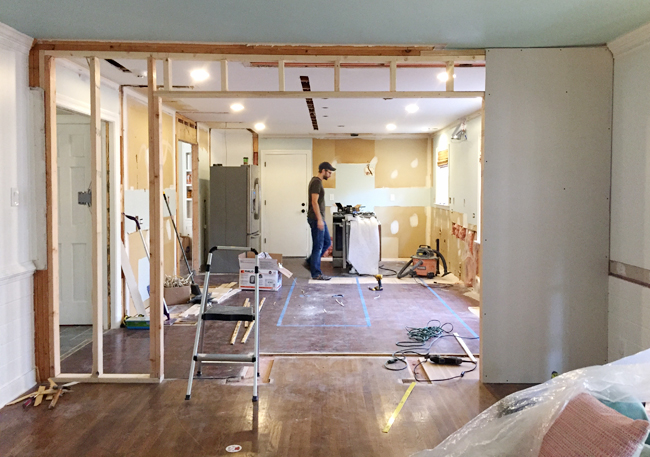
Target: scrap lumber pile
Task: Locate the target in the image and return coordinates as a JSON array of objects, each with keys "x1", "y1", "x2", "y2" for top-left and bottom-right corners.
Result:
[
  {"x1": 230, "y1": 297, "x2": 266, "y2": 344},
  {"x1": 6, "y1": 378, "x2": 75, "y2": 410},
  {"x1": 175, "y1": 282, "x2": 240, "y2": 324}
]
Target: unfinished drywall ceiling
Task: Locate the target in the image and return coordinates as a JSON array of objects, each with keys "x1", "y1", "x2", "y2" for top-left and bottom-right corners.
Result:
[{"x1": 3, "y1": 0, "x2": 650, "y2": 48}]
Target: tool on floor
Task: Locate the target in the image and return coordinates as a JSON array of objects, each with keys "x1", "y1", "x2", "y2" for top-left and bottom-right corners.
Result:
[
  {"x1": 123, "y1": 213, "x2": 170, "y2": 320},
  {"x1": 186, "y1": 246, "x2": 261, "y2": 403},
  {"x1": 369, "y1": 274, "x2": 383, "y2": 291},
  {"x1": 163, "y1": 192, "x2": 201, "y2": 296},
  {"x1": 397, "y1": 241, "x2": 449, "y2": 279}
]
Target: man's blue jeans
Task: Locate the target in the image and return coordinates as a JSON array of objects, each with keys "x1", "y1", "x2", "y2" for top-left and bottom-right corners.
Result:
[{"x1": 307, "y1": 218, "x2": 331, "y2": 278}]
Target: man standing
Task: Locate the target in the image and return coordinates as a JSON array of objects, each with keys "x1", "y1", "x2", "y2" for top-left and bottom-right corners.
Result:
[{"x1": 306, "y1": 162, "x2": 336, "y2": 280}]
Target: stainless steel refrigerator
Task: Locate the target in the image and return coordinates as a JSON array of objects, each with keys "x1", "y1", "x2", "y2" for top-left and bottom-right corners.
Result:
[{"x1": 209, "y1": 164, "x2": 261, "y2": 272}]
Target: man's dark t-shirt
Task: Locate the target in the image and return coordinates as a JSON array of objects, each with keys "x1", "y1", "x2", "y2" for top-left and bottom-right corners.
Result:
[{"x1": 307, "y1": 176, "x2": 325, "y2": 220}]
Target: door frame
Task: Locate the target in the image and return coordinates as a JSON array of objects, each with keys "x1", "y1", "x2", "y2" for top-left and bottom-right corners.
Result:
[{"x1": 260, "y1": 149, "x2": 312, "y2": 256}]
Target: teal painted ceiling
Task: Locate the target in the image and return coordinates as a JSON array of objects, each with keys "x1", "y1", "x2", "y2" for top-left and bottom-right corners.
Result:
[{"x1": 2, "y1": 0, "x2": 650, "y2": 47}]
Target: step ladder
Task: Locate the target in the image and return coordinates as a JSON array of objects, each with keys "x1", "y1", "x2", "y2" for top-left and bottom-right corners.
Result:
[{"x1": 186, "y1": 246, "x2": 261, "y2": 402}]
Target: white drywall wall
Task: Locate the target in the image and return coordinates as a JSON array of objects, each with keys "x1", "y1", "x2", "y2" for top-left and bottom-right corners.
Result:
[
  {"x1": 482, "y1": 48, "x2": 612, "y2": 383},
  {"x1": 608, "y1": 23, "x2": 650, "y2": 361},
  {"x1": 0, "y1": 22, "x2": 36, "y2": 408}
]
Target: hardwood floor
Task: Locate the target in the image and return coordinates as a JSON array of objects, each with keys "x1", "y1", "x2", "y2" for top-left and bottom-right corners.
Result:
[{"x1": 0, "y1": 357, "x2": 531, "y2": 457}]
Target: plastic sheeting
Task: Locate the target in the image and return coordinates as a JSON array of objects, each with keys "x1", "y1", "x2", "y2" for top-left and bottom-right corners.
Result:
[
  {"x1": 412, "y1": 358, "x2": 650, "y2": 457},
  {"x1": 347, "y1": 216, "x2": 380, "y2": 275}
]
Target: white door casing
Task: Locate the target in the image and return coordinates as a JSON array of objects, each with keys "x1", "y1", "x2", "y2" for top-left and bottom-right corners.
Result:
[
  {"x1": 261, "y1": 151, "x2": 311, "y2": 256},
  {"x1": 58, "y1": 122, "x2": 92, "y2": 325}
]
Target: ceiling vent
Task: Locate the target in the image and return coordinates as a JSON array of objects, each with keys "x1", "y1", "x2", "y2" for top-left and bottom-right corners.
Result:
[{"x1": 300, "y1": 76, "x2": 319, "y2": 131}]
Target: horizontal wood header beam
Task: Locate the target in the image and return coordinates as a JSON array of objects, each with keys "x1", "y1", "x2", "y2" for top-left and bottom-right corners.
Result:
[
  {"x1": 34, "y1": 41, "x2": 485, "y2": 62},
  {"x1": 157, "y1": 90, "x2": 485, "y2": 99}
]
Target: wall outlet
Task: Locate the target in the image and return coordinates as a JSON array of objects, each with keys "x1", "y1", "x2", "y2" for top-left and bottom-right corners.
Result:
[
  {"x1": 11, "y1": 188, "x2": 19, "y2": 207},
  {"x1": 330, "y1": 194, "x2": 334, "y2": 201}
]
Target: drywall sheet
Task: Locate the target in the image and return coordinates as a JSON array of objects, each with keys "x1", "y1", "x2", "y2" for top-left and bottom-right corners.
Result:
[
  {"x1": 126, "y1": 95, "x2": 149, "y2": 190},
  {"x1": 374, "y1": 138, "x2": 428, "y2": 188},
  {"x1": 373, "y1": 206, "x2": 427, "y2": 258},
  {"x1": 335, "y1": 139, "x2": 375, "y2": 164},
  {"x1": 610, "y1": 43, "x2": 650, "y2": 270},
  {"x1": 482, "y1": 48, "x2": 612, "y2": 383},
  {"x1": 162, "y1": 112, "x2": 174, "y2": 189},
  {"x1": 124, "y1": 188, "x2": 176, "y2": 233},
  {"x1": 312, "y1": 139, "x2": 336, "y2": 188}
]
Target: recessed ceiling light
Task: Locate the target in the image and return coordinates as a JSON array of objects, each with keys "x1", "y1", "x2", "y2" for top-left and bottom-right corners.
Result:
[
  {"x1": 405, "y1": 104, "x2": 419, "y2": 113},
  {"x1": 190, "y1": 69, "x2": 210, "y2": 82},
  {"x1": 254, "y1": 123, "x2": 266, "y2": 131},
  {"x1": 386, "y1": 123, "x2": 396, "y2": 131},
  {"x1": 230, "y1": 103, "x2": 244, "y2": 112}
]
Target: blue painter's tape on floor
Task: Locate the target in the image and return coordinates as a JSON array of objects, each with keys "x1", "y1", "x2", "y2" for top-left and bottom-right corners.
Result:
[
  {"x1": 277, "y1": 278, "x2": 297, "y2": 326},
  {"x1": 280, "y1": 324, "x2": 370, "y2": 328},
  {"x1": 356, "y1": 278, "x2": 371, "y2": 327},
  {"x1": 425, "y1": 285, "x2": 478, "y2": 338}
]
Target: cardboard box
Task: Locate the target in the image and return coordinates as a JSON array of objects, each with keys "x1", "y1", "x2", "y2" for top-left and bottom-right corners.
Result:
[
  {"x1": 164, "y1": 285, "x2": 191, "y2": 305},
  {"x1": 238, "y1": 252, "x2": 292, "y2": 291}
]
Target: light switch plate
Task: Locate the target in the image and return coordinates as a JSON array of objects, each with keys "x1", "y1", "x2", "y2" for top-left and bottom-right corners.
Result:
[{"x1": 11, "y1": 188, "x2": 19, "y2": 207}]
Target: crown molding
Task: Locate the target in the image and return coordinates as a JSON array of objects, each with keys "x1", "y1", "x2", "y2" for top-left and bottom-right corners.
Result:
[
  {"x1": 0, "y1": 22, "x2": 33, "y2": 54},
  {"x1": 608, "y1": 21, "x2": 650, "y2": 58}
]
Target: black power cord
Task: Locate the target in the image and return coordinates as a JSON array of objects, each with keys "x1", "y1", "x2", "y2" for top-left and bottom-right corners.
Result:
[{"x1": 383, "y1": 319, "x2": 479, "y2": 382}]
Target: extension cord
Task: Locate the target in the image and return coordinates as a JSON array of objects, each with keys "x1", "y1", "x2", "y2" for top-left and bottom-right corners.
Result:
[{"x1": 428, "y1": 354, "x2": 463, "y2": 365}]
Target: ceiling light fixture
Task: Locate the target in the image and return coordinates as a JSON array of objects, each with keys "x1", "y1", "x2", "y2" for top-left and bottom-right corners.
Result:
[
  {"x1": 437, "y1": 72, "x2": 449, "y2": 82},
  {"x1": 230, "y1": 103, "x2": 244, "y2": 112},
  {"x1": 190, "y1": 69, "x2": 210, "y2": 82},
  {"x1": 254, "y1": 123, "x2": 266, "y2": 131},
  {"x1": 386, "y1": 123, "x2": 397, "y2": 131},
  {"x1": 405, "y1": 104, "x2": 419, "y2": 113}
]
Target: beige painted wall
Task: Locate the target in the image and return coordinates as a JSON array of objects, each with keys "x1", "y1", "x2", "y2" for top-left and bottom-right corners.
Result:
[{"x1": 124, "y1": 94, "x2": 177, "y2": 311}]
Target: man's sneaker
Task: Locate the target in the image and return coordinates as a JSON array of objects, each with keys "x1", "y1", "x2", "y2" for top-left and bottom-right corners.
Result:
[{"x1": 312, "y1": 275, "x2": 331, "y2": 281}]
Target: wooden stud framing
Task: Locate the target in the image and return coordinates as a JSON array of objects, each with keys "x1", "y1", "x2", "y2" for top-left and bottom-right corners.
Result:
[
  {"x1": 191, "y1": 143, "x2": 200, "y2": 273},
  {"x1": 31, "y1": 41, "x2": 486, "y2": 385},
  {"x1": 479, "y1": 96, "x2": 485, "y2": 381},
  {"x1": 157, "y1": 90, "x2": 483, "y2": 99},
  {"x1": 334, "y1": 60, "x2": 341, "y2": 92},
  {"x1": 390, "y1": 60, "x2": 397, "y2": 92},
  {"x1": 164, "y1": 58, "x2": 172, "y2": 91},
  {"x1": 220, "y1": 60, "x2": 228, "y2": 91},
  {"x1": 34, "y1": 41, "x2": 482, "y2": 60},
  {"x1": 33, "y1": 55, "x2": 60, "y2": 381},
  {"x1": 446, "y1": 61, "x2": 455, "y2": 92},
  {"x1": 89, "y1": 57, "x2": 104, "y2": 377},
  {"x1": 148, "y1": 56, "x2": 164, "y2": 380},
  {"x1": 278, "y1": 60, "x2": 285, "y2": 91}
]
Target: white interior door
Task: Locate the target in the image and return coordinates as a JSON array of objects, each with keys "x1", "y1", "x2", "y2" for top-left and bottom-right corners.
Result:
[
  {"x1": 58, "y1": 121, "x2": 92, "y2": 325},
  {"x1": 262, "y1": 151, "x2": 310, "y2": 256}
]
